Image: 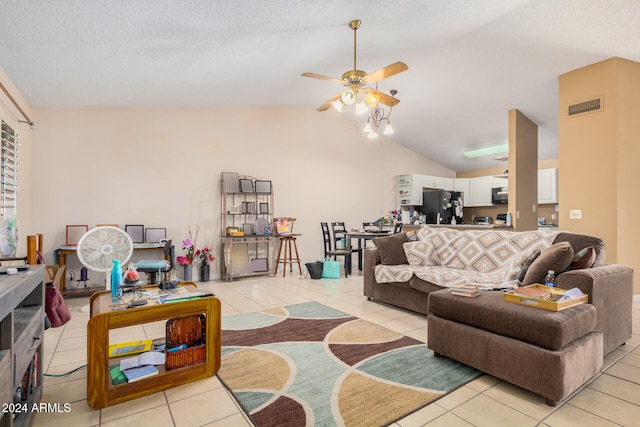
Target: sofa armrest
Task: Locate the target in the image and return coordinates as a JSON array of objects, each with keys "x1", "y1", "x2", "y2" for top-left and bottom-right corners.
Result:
[
  {"x1": 363, "y1": 248, "x2": 381, "y2": 299},
  {"x1": 556, "y1": 264, "x2": 633, "y2": 355}
]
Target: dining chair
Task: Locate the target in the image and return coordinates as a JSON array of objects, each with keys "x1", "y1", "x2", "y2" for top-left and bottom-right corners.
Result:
[
  {"x1": 321, "y1": 222, "x2": 351, "y2": 277},
  {"x1": 331, "y1": 222, "x2": 362, "y2": 265},
  {"x1": 362, "y1": 221, "x2": 379, "y2": 231}
]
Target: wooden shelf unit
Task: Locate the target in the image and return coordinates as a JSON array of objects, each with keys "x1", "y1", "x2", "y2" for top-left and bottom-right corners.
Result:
[{"x1": 86, "y1": 285, "x2": 221, "y2": 409}]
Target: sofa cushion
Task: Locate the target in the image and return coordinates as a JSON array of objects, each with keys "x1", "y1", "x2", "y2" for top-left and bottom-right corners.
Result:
[
  {"x1": 554, "y1": 232, "x2": 605, "y2": 267},
  {"x1": 569, "y1": 246, "x2": 596, "y2": 270},
  {"x1": 522, "y1": 241, "x2": 574, "y2": 285},
  {"x1": 373, "y1": 232, "x2": 410, "y2": 265},
  {"x1": 403, "y1": 240, "x2": 440, "y2": 266},
  {"x1": 428, "y1": 290, "x2": 597, "y2": 350},
  {"x1": 515, "y1": 249, "x2": 541, "y2": 283}
]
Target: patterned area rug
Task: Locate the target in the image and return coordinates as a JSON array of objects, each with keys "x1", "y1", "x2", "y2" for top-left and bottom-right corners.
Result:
[{"x1": 218, "y1": 302, "x2": 481, "y2": 427}]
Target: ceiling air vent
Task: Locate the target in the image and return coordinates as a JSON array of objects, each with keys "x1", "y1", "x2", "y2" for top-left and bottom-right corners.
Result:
[{"x1": 568, "y1": 97, "x2": 603, "y2": 116}]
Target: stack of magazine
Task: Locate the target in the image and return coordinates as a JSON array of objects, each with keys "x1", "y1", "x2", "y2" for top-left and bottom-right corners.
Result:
[{"x1": 449, "y1": 285, "x2": 480, "y2": 298}]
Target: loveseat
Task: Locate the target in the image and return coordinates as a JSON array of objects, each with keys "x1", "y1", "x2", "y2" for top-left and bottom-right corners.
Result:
[{"x1": 363, "y1": 225, "x2": 633, "y2": 355}]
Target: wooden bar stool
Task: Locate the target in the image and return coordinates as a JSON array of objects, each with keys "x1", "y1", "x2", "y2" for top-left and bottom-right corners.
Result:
[{"x1": 273, "y1": 217, "x2": 302, "y2": 277}]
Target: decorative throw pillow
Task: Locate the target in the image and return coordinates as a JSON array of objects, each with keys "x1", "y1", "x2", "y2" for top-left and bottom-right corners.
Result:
[
  {"x1": 514, "y1": 249, "x2": 541, "y2": 283},
  {"x1": 403, "y1": 240, "x2": 440, "y2": 266},
  {"x1": 569, "y1": 246, "x2": 596, "y2": 270},
  {"x1": 373, "y1": 233, "x2": 410, "y2": 265},
  {"x1": 522, "y1": 241, "x2": 574, "y2": 285}
]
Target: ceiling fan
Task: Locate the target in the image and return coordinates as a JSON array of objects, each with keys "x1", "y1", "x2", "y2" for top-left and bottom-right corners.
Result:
[{"x1": 302, "y1": 19, "x2": 409, "y2": 112}]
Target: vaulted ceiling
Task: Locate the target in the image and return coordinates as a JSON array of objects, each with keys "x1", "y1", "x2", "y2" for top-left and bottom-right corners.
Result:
[{"x1": 2, "y1": 1, "x2": 639, "y2": 171}]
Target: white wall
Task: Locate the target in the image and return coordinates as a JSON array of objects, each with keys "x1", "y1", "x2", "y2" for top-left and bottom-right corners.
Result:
[{"x1": 31, "y1": 107, "x2": 452, "y2": 279}]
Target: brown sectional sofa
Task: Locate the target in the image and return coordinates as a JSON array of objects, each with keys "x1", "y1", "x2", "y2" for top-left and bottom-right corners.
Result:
[{"x1": 363, "y1": 227, "x2": 633, "y2": 356}]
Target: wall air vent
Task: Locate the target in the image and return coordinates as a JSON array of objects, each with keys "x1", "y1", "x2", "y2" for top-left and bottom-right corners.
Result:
[{"x1": 568, "y1": 97, "x2": 603, "y2": 116}]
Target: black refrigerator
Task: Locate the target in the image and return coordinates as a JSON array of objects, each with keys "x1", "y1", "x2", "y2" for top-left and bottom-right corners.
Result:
[{"x1": 420, "y1": 190, "x2": 464, "y2": 224}]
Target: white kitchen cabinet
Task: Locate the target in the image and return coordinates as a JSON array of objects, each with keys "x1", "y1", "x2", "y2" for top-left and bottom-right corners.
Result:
[
  {"x1": 492, "y1": 176, "x2": 508, "y2": 189},
  {"x1": 467, "y1": 176, "x2": 493, "y2": 207},
  {"x1": 538, "y1": 168, "x2": 558, "y2": 204},
  {"x1": 454, "y1": 178, "x2": 470, "y2": 198},
  {"x1": 397, "y1": 174, "x2": 423, "y2": 206}
]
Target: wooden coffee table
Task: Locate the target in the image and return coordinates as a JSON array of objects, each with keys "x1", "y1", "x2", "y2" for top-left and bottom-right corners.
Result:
[{"x1": 87, "y1": 284, "x2": 221, "y2": 409}]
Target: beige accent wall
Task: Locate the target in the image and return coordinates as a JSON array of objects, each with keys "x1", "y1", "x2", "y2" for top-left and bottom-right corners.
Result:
[
  {"x1": 30, "y1": 108, "x2": 453, "y2": 279},
  {"x1": 559, "y1": 57, "x2": 640, "y2": 292}
]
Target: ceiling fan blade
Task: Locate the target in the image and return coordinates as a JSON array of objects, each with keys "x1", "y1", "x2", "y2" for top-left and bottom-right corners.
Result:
[
  {"x1": 317, "y1": 92, "x2": 343, "y2": 111},
  {"x1": 367, "y1": 89, "x2": 400, "y2": 107},
  {"x1": 363, "y1": 62, "x2": 409, "y2": 84},
  {"x1": 301, "y1": 72, "x2": 345, "y2": 85}
]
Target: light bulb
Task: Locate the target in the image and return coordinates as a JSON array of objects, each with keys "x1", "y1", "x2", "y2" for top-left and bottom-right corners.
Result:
[
  {"x1": 341, "y1": 89, "x2": 356, "y2": 105},
  {"x1": 383, "y1": 123, "x2": 394, "y2": 134},
  {"x1": 331, "y1": 98, "x2": 344, "y2": 112},
  {"x1": 356, "y1": 94, "x2": 369, "y2": 116},
  {"x1": 363, "y1": 122, "x2": 372, "y2": 133},
  {"x1": 365, "y1": 92, "x2": 379, "y2": 108}
]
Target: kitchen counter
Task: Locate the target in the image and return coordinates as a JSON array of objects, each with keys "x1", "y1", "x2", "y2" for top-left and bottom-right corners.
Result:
[{"x1": 403, "y1": 224, "x2": 513, "y2": 230}]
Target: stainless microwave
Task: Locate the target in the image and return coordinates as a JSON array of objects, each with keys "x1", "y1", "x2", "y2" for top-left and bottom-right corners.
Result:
[{"x1": 491, "y1": 187, "x2": 508, "y2": 204}]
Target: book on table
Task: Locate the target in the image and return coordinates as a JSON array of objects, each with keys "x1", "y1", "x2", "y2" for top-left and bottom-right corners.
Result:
[
  {"x1": 120, "y1": 351, "x2": 165, "y2": 371},
  {"x1": 512, "y1": 286, "x2": 552, "y2": 300},
  {"x1": 449, "y1": 285, "x2": 480, "y2": 298},
  {"x1": 122, "y1": 365, "x2": 159, "y2": 382},
  {"x1": 108, "y1": 339, "x2": 153, "y2": 358}
]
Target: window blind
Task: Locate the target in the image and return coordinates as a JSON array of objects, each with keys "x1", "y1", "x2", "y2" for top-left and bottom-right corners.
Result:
[{"x1": 1, "y1": 120, "x2": 18, "y2": 218}]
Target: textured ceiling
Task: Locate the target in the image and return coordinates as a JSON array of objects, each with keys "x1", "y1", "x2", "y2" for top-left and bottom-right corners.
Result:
[{"x1": 2, "y1": 0, "x2": 639, "y2": 171}]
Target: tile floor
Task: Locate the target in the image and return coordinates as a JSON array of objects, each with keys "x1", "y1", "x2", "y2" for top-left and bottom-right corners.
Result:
[{"x1": 33, "y1": 272, "x2": 640, "y2": 427}]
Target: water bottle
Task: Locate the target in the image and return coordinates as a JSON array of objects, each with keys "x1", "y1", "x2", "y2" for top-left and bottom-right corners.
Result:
[
  {"x1": 506, "y1": 212, "x2": 512, "y2": 227},
  {"x1": 545, "y1": 270, "x2": 556, "y2": 288},
  {"x1": 112, "y1": 259, "x2": 123, "y2": 302}
]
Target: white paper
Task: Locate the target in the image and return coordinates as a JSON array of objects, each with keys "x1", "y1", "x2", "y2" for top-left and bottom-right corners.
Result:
[
  {"x1": 562, "y1": 287, "x2": 585, "y2": 300},
  {"x1": 120, "y1": 351, "x2": 165, "y2": 371}
]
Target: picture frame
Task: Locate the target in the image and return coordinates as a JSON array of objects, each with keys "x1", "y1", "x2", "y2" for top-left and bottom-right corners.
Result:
[
  {"x1": 66, "y1": 225, "x2": 89, "y2": 246},
  {"x1": 246, "y1": 201, "x2": 256, "y2": 214},
  {"x1": 259, "y1": 203, "x2": 269, "y2": 214},
  {"x1": 145, "y1": 228, "x2": 166, "y2": 243},
  {"x1": 239, "y1": 178, "x2": 254, "y2": 193},
  {"x1": 254, "y1": 180, "x2": 272, "y2": 194},
  {"x1": 125, "y1": 225, "x2": 145, "y2": 243},
  {"x1": 251, "y1": 258, "x2": 268, "y2": 272},
  {"x1": 255, "y1": 219, "x2": 269, "y2": 236},
  {"x1": 242, "y1": 223, "x2": 253, "y2": 235},
  {"x1": 222, "y1": 172, "x2": 240, "y2": 193}
]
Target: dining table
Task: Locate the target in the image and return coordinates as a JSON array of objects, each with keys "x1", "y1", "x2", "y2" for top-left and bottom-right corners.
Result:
[{"x1": 345, "y1": 229, "x2": 391, "y2": 270}]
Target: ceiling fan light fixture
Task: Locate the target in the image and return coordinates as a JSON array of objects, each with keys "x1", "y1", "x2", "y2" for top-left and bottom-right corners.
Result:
[
  {"x1": 383, "y1": 123, "x2": 394, "y2": 134},
  {"x1": 355, "y1": 100, "x2": 368, "y2": 115},
  {"x1": 341, "y1": 89, "x2": 356, "y2": 105},
  {"x1": 331, "y1": 98, "x2": 344, "y2": 112},
  {"x1": 363, "y1": 122, "x2": 373, "y2": 133},
  {"x1": 367, "y1": 130, "x2": 378, "y2": 138},
  {"x1": 365, "y1": 92, "x2": 379, "y2": 108}
]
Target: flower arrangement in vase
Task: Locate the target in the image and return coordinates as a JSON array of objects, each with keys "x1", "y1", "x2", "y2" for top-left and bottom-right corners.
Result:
[
  {"x1": 176, "y1": 226, "x2": 199, "y2": 281},
  {"x1": 196, "y1": 246, "x2": 215, "y2": 282}
]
